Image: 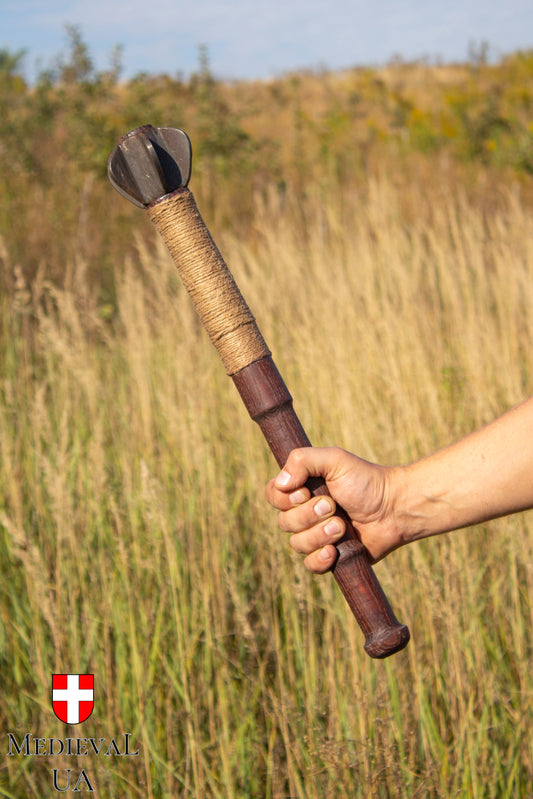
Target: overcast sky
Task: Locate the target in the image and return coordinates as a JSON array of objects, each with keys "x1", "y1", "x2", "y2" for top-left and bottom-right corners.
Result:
[{"x1": 3, "y1": 0, "x2": 533, "y2": 82}]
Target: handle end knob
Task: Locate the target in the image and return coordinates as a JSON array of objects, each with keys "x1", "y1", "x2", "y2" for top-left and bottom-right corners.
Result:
[
  {"x1": 334, "y1": 539, "x2": 410, "y2": 658},
  {"x1": 364, "y1": 623, "x2": 410, "y2": 659}
]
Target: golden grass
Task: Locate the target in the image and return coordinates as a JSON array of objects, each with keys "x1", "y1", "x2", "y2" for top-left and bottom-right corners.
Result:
[{"x1": 1, "y1": 174, "x2": 532, "y2": 797}]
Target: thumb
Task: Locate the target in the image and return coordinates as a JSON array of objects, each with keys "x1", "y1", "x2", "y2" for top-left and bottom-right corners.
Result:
[{"x1": 274, "y1": 447, "x2": 346, "y2": 491}]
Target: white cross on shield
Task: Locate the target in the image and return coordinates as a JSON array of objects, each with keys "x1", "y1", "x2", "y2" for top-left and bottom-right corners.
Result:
[{"x1": 52, "y1": 674, "x2": 94, "y2": 724}]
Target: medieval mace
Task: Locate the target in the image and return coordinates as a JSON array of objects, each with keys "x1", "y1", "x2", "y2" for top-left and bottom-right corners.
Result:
[{"x1": 108, "y1": 125, "x2": 409, "y2": 658}]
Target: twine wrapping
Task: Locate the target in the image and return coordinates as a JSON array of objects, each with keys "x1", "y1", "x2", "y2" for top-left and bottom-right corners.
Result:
[{"x1": 149, "y1": 189, "x2": 270, "y2": 375}]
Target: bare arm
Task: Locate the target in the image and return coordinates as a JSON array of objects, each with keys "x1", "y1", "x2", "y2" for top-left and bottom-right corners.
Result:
[
  {"x1": 265, "y1": 396, "x2": 533, "y2": 571},
  {"x1": 396, "y1": 396, "x2": 533, "y2": 541}
]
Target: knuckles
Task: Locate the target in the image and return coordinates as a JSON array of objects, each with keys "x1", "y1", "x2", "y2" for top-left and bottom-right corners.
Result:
[
  {"x1": 285, "y1": 447, "x2": 310, "y2": 471},
  {"x1": 277, "y1": 511, "x2": 290, "y2": 532}
]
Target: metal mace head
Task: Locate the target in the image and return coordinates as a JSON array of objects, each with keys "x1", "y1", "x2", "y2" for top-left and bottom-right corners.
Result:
[{"x1": 107, "y1": 125, "x2": 192, "y2": 208}]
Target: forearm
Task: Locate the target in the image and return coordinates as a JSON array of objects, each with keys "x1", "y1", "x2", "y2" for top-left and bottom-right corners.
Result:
[{"x1": 395, "y1": 396, "x2": 533, "y2": 543}]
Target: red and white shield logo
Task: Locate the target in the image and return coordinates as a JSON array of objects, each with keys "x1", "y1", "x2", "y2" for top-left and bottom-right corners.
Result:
[{"x1": 52, "y1": 674, "x2": 94, "y2": 724}]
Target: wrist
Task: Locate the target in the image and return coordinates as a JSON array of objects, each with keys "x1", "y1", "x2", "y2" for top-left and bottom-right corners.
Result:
[
  {"x1": 387, "y1": 461, "x2": 459, "y2": 546},
  {"x1": 374, "y1": 464, "x2": 417, "y2": 553}
]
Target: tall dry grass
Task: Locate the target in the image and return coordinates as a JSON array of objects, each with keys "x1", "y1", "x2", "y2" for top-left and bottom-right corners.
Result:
[{"x1": 1, "y1": 174, "x2": 532, "y2": 797}]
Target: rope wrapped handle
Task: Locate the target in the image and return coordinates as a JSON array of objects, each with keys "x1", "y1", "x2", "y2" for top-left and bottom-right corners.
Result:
[
  {"x1": 108, "y1": 127, "x2": 410, "y2": 658},
  {"x1": 148, "y1": 189, "x2": 270, "y2": 374}
]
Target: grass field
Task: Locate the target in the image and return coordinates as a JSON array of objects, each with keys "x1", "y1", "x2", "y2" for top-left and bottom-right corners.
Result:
[{"x1": 1, "y1": 164, "x2": 533, "y2": 796}]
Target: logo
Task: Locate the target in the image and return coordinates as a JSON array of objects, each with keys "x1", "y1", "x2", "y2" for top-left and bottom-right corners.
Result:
[
  {"x1": 52, "y1": 674, "x2": 94, "y2": 725},
  {"x1": 5, "y1": 673, "x2": 139, "y2": 792}
]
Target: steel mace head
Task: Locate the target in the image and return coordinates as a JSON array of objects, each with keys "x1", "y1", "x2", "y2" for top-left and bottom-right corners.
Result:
[{"x1": 107, "y1": 125, "x2": 192, "y2": 208}]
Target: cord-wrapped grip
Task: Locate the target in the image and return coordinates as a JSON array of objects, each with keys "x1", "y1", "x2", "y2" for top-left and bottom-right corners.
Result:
[{"x1": 149, "y1": 189, "x2": 270, "y2": 375}]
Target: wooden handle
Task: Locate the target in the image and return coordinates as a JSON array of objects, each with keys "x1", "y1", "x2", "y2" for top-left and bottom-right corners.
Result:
[
  {"x1": 232, "y1": 357, "x2": 410, "y2": 658},
  {"x1": 148, "y1": 189, "x2": 409, "y2": 658}
]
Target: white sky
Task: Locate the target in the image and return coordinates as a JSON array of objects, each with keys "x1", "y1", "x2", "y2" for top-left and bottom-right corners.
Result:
[{"x1": 2, "y1": 0, "x2": 533, "y2": 81}]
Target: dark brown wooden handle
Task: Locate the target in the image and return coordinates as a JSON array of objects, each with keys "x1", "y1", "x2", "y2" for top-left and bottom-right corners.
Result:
[{"x1": 233, "y1": 355, "x2": 410, "y2": 658}]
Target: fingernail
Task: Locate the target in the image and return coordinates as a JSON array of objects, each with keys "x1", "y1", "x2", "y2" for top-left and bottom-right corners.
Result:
[
  {"x1": 314, "y1": 498, "x2": 332, "y2": 517},
  {"x1": 324, "y1": 519, "x2": 341, "y2": 536},
  {"x1": 318, "y1": 547, "x2": 332, "y2": 562},
  {"x1": 275, "y1": 470, "x2": 291, "y2": 487},
  {"x1": 289, "y1": 489, "x2": 306, "y2": 505}
]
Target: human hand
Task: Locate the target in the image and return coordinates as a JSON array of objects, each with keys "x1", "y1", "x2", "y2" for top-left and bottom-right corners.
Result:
[{"x1": 265, "y1": 447, "x2": 404, "y2": 571}]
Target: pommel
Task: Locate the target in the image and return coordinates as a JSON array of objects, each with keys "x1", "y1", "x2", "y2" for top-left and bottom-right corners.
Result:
[{"x1": 107, "y1": 125, "x2": 192, "y2": 208}]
